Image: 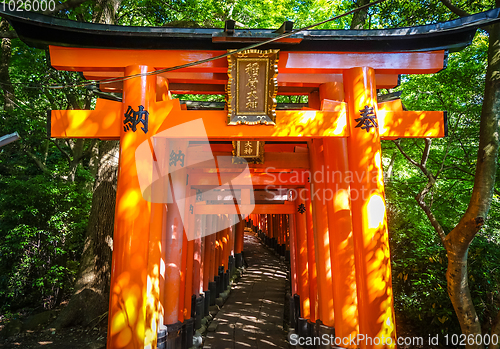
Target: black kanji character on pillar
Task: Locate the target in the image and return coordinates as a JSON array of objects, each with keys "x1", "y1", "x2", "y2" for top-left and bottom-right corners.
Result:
[
  {"x1": 169, "y1": 150, "x2": 185, "y2": 167},
  {"x1": 355, "y1": 105, "x2": 378, "y2": 132},
  {"x1": 196, "y1": 189, "x2": 203, "y2": 202},
  {"x1": 123, "y1": 105, "x2": 149, "y2": 133},
  {"x1": 298, "y1": 203, "x2": 306, "y2": 214},
  {"x1": 190, "y1": 204, "x2": 194, "y2": 214}
]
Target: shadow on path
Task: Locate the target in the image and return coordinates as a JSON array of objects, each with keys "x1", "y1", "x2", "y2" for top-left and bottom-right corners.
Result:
[{"x1": 204, "y1": 232, "x2": 289, "y2": 349}]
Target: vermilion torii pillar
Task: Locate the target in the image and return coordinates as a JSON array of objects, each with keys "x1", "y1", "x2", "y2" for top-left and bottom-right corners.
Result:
[
  {"x1": 345, "y1": 67, "x2": 397, "y2": 348},
  {"x1": 108, "y1": 65, "x2": 155, "y2": 349},
  {"x1": 321, "y1": 82, "x2": 359, "y2": 347}
]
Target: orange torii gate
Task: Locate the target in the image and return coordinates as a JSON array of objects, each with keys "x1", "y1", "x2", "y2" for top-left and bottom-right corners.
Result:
[{"x1": 3, "y1": 7, "x2": 499, "y2": 349}]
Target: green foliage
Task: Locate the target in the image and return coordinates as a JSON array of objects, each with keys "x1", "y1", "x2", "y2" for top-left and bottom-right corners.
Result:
[
  {"x1": 387, "y1": 193, "x2": 457, "y2": 336},
  {"x1": 0, "y1": 174, "x2": 91, "y2": 310},
  {"x1": 114, "y1": 0, "x2": 349, "y2": 29},
  {"x1": 0, "y1": 38, "x2": 94, "y2": 312},
  {"x1": 385, "y1": 32, "x2": 500, "y2": 338}
]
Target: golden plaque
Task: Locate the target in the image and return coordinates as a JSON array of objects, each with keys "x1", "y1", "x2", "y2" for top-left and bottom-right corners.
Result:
[
  {"x1": 226, "y1": 49, "x2": 279, "y2": 125},
  {"x1": 232, "y1": 140, "x2": 265, "y2": 164}
]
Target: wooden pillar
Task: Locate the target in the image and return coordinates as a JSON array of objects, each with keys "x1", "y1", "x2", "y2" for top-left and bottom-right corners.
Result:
[
  {"x1": 214, "y1": 218, "x2": 222, "y2": 274},
  {"x1": 209, "y1": 217, "x2": 217, "y2": 282},
  {"x1": 218, "y1": 216, "x2": 224, "y2": 268},
  {"x1": 203, "y1": 216, "x2": 213, "y2": 291},
  {"x1": 107, "y1": 65, "x2": 155, "y2": 349},
  {"x1": 193, "y1": 215, "x2": 203, "y2": 296},
  {"x1": 281, "y1": 215, "x2": 286, "y2": 247},
  {"x1": 183, "y1": 238, "x2": 194, "y2": 319},
  {"x1": 309, "y1": 89, "x2": 320, "y2": 109},
  {"x1": 180, "y1": 189, "x2": 195, "y2": 321},
  {"x1": 229, "y1": 215, "x2": 235, "y2": 257},
  {"x1": 308, "y1": 139, "x2": 335, "y2": 327},
  {"x1": 274, "y1": 214, "x2": 279, "y2": 243},
  {"x1": 162, "y1": 139, "x2": 189, "y2": 327},
  {"x1": 223, "y1": 215, "x2": 230, "y2": 268},
  {"x1": 305, "y1": 181, "x2": 318, "y2": 321},
  {"x1": 235, "y1": 220, "x2": 244, "y2": 254},
  {"x1": 220, "y1": 217, "x2": 226, "y2": 269},
  {"x1": 295, "y1": 190, "x2": 310, "y2": 319},
  {"x1": 285, "y1": 215, "x2": 290, "y2": 251},
  {"x1": 280, "y1": 215, "x2": 284, "y2": 245},
  {"x1": 289, "y1": 213, "x2": 298, "y2": 295},
  {"x1": 178, "y1": 231, "x2": 188, "y2": 322},
  {"x1": 344, "y1": 67, "x2": 396, "y2": 348},
  {"x1": 320, "y1": 82, "x2": 360, "y2": 345},
  {"x1": 145, "y1": 139, "x2": 168, "y2": 347},
  {"x1": 266, "y1": 214, "x2": 272, "y2": 238}
]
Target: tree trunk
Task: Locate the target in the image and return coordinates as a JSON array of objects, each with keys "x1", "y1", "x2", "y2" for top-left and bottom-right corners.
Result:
[
  {"x1": 490, "y1": 309, "x2": 500, "y2": 349},
  {"x1": 0, "y1": 19, "x2": 14, "y2": 113},
  {"x1": 52, "y1": 141, "x2": 118, "y2": 328},
  {"x1": 350, "y1": 0, "x2": 370, "y2": 29},
  {"x1": 445, "y1": 244, "x2": 483, "y2": 348},
  {"x1": 442, "y1": 19, "x2": 500, "y2": 348}
]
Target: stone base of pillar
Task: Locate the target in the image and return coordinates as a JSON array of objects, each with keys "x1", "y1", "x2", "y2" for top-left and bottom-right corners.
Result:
[
  {"x1": 290, "y1": 294, "x2": 301, "y2": 332},
  {"x1": 203, "y1": 290, "x2": 210, "y2": 316},
  {"x1": 235, "y1": 253, "x2": 243, "y2": 268},
  {"x1": 307, "y1": 320, "x2": 317, "y2": 349},
  {"x1": 195, "y1": 295, "x2": 204, "y2": 329},
  {"x1": 157, "y1": 321, "x2": 182, "y2": 349},
  {"x1": 297, "y1": 317, "x2": 308, "y2": 339},
  {"x1": 224, "y1": 270, "x2": 229, "y2": 289},
  {"x1": 191, "y1": 294, "x2": 196, "y2": 319},
  {"x1": 157, "y1": 325, "x2": 167, "y2": 349},
  {"x1": 317, "y1": 321, "x2": 335, "y2": 349},
  {"x1": 228, "y1": 255, "x2": 235, "y2": 276},
  {"x1": 214, "y1": 275, "x2": 221, "y2": 298},
  {"x1": 289, "y1": 295, "x2": 296, "y2": 330},
  {"x1": 217, "y1": 266, "x2": 224, "y2": 295},
  {"x1": 208, "y1": 282, "x2": 216, "y2": 305},
  {"x1": 181, "y1": 318, "x2": 194, "y2": 349}
]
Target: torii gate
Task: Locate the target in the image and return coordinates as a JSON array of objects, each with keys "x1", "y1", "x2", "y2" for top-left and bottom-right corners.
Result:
[{"x1": 4, "y1": 7, "x2": 499, "y2": 349}]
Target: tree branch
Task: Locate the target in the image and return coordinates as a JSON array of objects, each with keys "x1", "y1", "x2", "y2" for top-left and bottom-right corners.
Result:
[
  {"x1": 392, "y1": 140, "x2": 421, "y2": 169},
  {"x1": 416, "y1": 186, "x2": 447, "y2": 244},
  {"x1": 25, "y1": 149, "x2": 52, "y2": 176},
  {"x1": 394, "y1": 138, "x2": 447, "y2": 243},
  {"x1": 51, "y1": 139, "x2": 72, "y2": 166},
  {"x1": 79, "y1": 139, "x2": 98, "y2": 163},
  {"x1": 421, "y1": 138, "x2": 432, "y2": 167},
  {"x1": 438, "y1": 0, "x2": 471, "y2": 18},
  {"x1": 0, "y1": 31, "x2": 18, "y2": 39},
  {"x1": 42, "y1": 0, "x2": 91, "y2": 16}
]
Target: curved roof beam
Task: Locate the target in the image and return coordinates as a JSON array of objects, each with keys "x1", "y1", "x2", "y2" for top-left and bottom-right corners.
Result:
[{"x1": 0, "y1": 8, "x2": 499, "y2": 52}]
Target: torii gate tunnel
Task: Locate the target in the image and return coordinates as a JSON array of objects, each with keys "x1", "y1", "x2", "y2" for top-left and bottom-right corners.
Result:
[{"x1": 4, "y1": 7, "x2": 500, "y2": 349}]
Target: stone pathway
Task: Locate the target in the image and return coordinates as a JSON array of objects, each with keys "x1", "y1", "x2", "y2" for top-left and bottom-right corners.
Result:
[{"x1": 203, "y1": 232, "x2": 289, "y2": 349}]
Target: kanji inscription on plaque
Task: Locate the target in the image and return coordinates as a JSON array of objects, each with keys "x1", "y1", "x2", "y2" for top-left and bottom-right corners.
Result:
[
  {"x1": 232, "y1": 140, "x2": 265, "y2": 164},
  {"x1": 226, "y1": 49, "x2": 279, "y2": 125}
]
